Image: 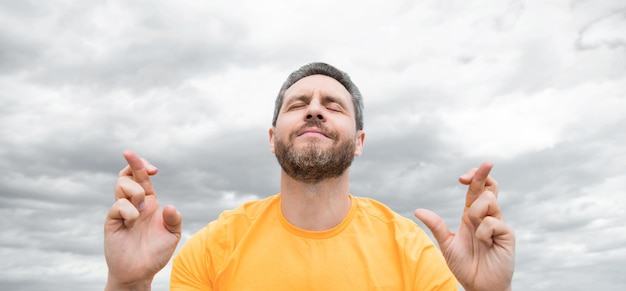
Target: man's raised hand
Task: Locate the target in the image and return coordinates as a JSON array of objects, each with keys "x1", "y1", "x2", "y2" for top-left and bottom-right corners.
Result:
[
  {"x1": 104, "y1": 150, "x2": 182, "y2": 291},
  {"x1": 414, "y1": 162, "x2": 515, "y2": 291}
]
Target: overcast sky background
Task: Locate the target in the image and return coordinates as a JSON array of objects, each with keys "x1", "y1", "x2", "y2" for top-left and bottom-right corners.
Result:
[{"x1": 0, "y1": 0, "x2": 624, "y2": 290}]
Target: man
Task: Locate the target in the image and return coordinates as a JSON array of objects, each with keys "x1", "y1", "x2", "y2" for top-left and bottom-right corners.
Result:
[{"x1": 104, "y1": 62, "x2": 515, "y2": 290}]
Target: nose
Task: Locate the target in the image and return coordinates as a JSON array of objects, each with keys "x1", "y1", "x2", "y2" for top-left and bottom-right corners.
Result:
[
  {"x1": 306, "y1": 113, "x2": 324, "y2": 120},
  {"x1": 305, "y1": 101, "x2": 324, "y2": 121}
]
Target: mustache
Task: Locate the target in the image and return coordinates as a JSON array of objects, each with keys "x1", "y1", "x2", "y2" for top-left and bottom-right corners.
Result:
[{"x1": 290, "y1": 119, "x2": 337, "y2": 140}]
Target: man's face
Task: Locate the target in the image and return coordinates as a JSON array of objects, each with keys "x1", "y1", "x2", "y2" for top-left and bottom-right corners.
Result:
[{"x1": 269, "y1": 75, "x2": 365, "y2": 183}]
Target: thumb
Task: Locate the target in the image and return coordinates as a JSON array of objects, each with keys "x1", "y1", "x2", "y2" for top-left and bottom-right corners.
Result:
[
  {"x1": 414, "y1": 208, "x2": 452, "y2": 248},
  {"x1": 163, "y1": 205, "x2": 182, "y2": 237}
]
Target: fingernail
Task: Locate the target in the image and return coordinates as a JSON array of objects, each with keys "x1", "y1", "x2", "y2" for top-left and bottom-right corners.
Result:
[
  {"x1": 460, "y1": 174, "x2": 469, "y2": 180},
  {"x1": 138, "y1": 202, "x2": 145, "y2": 211}
]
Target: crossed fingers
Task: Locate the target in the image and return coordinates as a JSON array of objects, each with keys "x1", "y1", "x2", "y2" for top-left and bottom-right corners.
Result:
[
  {"x1": 115, "y1": 150, "x2": 158, "y2": 209},
  {"x1": 460, "y1": 162, "x2": 498, "y2": 208}
]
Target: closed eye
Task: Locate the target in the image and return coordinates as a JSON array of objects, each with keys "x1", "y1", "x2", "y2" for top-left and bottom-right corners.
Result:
[
  {"x1": 326, "y1": 102, "x2": 344, "y2": 112},
  {"x1": 287, "y1": 102, "x2": 306, "y2": 111}
]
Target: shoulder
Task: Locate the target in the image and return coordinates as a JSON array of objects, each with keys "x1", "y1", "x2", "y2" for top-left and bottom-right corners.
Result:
[
  {"x1": 219, "y1": 194, "x2": 279, "y2": 222},
  {"x1": 352, "y1": 196, "x2": 418, "y2": 230},
  {"x1": 352, "y1": 197, "x2": 455, "y2": 287},
  {"x1": 352, "y1": 196, "x2": 435, "y2": 246},
  {"x1": 172, "y1": 194, "x2": 280, "y2": 285},
  {"x1": 181, "y1": 194, "x2": 279, "y2": 250},
  {"x1": 200, "y1": 194, "x2": 280, "y2": 242}
]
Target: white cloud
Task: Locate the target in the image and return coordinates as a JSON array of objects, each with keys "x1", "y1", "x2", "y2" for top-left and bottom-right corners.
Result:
[{"x1": 438, "y1": 77, "x2": 626, "y2": 157}]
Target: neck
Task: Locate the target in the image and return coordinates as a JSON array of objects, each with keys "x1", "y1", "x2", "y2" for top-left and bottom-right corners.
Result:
[{"x1": 280, "y1": 170, "x2": 352, "y2": 231}]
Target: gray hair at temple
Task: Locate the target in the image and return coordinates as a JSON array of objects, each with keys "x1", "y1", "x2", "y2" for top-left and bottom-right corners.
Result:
[{"x1": 272, "y1": 62, "x2": 364, "y2": 131}]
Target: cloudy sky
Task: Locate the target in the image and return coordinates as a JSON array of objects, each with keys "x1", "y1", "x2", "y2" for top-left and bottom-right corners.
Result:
[{"x1": 1, "y1": 0, "x2": 624, "y2": 290}]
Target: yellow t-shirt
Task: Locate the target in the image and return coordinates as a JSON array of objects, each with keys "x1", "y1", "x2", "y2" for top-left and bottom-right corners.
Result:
[{"x1": 171, "y1": 194, "x2": 457, "y2": 290}]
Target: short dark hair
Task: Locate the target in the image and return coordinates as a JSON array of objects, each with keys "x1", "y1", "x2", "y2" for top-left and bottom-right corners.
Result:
[{"x1": 272, "y1": 62, "x2": 364, "y2": 130}]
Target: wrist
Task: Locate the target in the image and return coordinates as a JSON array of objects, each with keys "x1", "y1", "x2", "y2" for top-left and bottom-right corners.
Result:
[
  {"x1": 105, "y1": 274, "x2": 152, "y2": 291},
  {"x1": 465, "y1": 285, "x2": 511, "y2": 291}
]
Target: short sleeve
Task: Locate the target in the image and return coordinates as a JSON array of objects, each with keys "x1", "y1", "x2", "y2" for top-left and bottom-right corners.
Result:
[
  {"x1": 404, "y1": 224, "x2": 458, "y2": 290},
  {"x1": 170, "y1": 221, "x2": 217, "y2": 290}
]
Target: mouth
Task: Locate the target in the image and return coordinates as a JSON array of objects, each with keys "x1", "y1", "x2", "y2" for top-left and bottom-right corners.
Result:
[{"x1": 297, "y1": 127, "x2": 330, "y2": 138}]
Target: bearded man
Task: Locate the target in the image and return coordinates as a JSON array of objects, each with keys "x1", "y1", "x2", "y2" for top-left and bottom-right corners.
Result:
[{"x1": 104, "y1": 62, "x2": 515, "y2": 291}]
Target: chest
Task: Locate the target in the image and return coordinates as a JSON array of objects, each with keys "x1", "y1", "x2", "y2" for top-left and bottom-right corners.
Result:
[{"x1": 212, "y1": 221, "x2": 408, "y2": 290}]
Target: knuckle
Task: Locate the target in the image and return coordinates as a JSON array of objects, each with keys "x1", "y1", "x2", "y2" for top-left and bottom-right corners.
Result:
[
  {"x1": 120, "y1": 181, "x2": 145, "y2": 198},
  {"x1": 118, "y1": 166, "x2": 131, "y2": 177},
  {"x1": 112, "y1": 197, "x2": 131, "y2": 209}
]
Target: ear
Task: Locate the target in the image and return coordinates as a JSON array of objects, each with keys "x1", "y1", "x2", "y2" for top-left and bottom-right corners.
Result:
[
  {"x1": 269, "y1": 127, "x2": 276, "y2": 154},
  {"x1": 353, "y1": 130, "x2": 365, "y2": 157}
]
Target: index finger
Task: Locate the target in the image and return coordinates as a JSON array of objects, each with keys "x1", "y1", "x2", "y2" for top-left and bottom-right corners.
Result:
[
  {"x1": 465, "y1": 161, "x2": 493, "y2": 207},
  {"x1": 122, "y1": 150, "x2": 156, "y2": 196}
]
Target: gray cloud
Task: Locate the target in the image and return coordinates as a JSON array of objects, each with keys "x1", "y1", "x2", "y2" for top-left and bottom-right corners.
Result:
[{"x1": 1, "y1": 1, "x2": 625, "y2": 290}]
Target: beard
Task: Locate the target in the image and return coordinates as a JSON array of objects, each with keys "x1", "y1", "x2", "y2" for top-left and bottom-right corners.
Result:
[{"x1": 274, "y1": 121, "x2": 356, "y2": 183}]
